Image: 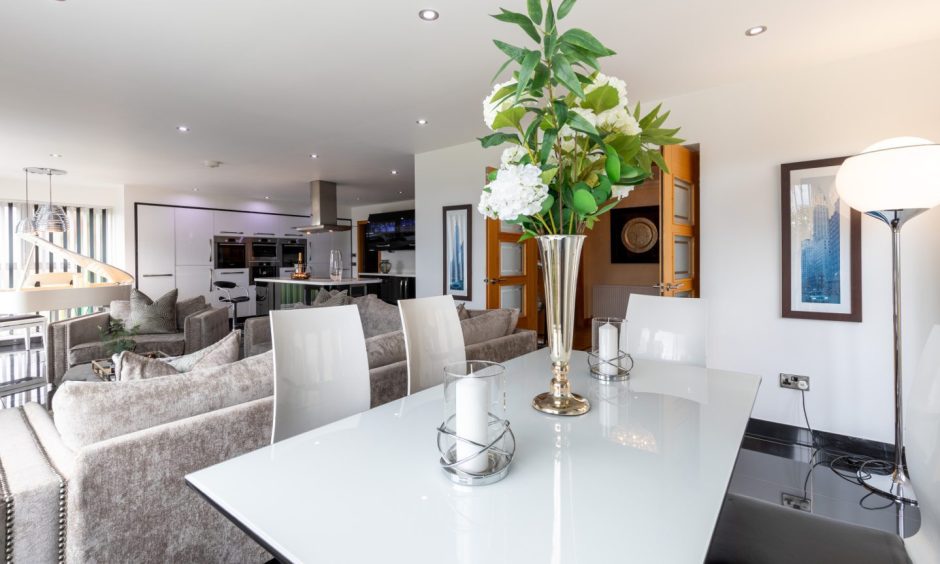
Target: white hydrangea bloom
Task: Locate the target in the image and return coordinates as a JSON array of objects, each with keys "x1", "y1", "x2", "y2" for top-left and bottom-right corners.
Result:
[
  {"x1": 613, "y1": 185, "x2": 635, "y2": 199},
  {"x1": 585, "y1": 73, "x2": 629, "y2": 107},
  {"x1": 500, "y1": 145, "x2": 528, "y2": 166},
  {"x1": 483, "y1": 80, "x2": 515, "y2": 129},
  {"x1": 478, "y1": 163, "x2": 549, "y2": 221},
  {"x1": 597, "y1": 106, "x2": 642, "y2": 135}
]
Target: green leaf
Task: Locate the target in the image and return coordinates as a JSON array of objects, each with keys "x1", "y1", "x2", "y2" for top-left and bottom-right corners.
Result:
[
  {"x1": 559, "y1": 43, "x2": 599, "y2": 71},
  {"x1": 545, "y1": 0, "x2": 556, "y2": 31},
  {"x1": 539, "y1": 193, "x2": 556, "y2": 215},
  {"x1": 620, "y1": 165, "x2": 645, "y2": 180},
  {"x1": 543, "y1": 28, "x2": 558, "y2": 57},
  {"x1": 490, "y1": 107, "x2": 527, "y2": 130},
  {"x1": 489, "y1": 83, "x2": 517, "y2": 104},
  {"x1": 567, "y1": 111, "x2": 598, "y2": 136},
  {"x1": 486, "y1": 170, "x2": 498, "y2": 183},
  {"x1": 518, "y1": 229, "x2": 537, "y2": 243},
  {"x1": 479, "y1": 132, "x2": 520, "y2": 148},
  {"x1": 650, "y1": 149, "x2": 670, "y2": 174},
  {"x1": 551, "y1": 55, "x2": 585, "y2": 98},
  {"x1": 557, "y1": 0, "x2": 576, "y2": 19},
  {"x1": 539, "y1": 129, "x2": 557, "y2": 164},
  {"x1": 595, "y1": 199, "x2": 620, "y2": 216},
  {"x1": 492, "y1": 9, "x2": 541, "y2": 44},
  {"x1": 492, "y1": 40, "x2": 525, "y2": 62},
  {"x1": 490, "y1": 58, "x2": 514, "y2": 83},
  {"x1": 606, "y1": 133, "x2": 642, "y2": 162},
  {"x1": 553, "y1": 100, "x2": 568, "y2": 128},
  {"x1": 527, "y1": 0, "x2": 543, "y2": 25},
  {"x1": 515, "y1": 50, "x2": 541, "y2": 100},
  {"x1": 605, "y1": 144, "x2": 621, "y2": 182},
  {"x1": 583, "y1": 84, "x2": 619, "y2": 113},
  {"x1": 530, "y1": 63, "x2": 550, "y2": 92},
  {"x1": 572, "y1": 188, "x2": 598, "y2": 214},
  {"x1": 560, "y1": 28, "x2": 613, "y2": 56},
  {"x1": 540, "y1": 167, "x2": 558, "y2": 185},
  {"x1": 594, "y1": 174, "x2": 612, "y2": 203}
]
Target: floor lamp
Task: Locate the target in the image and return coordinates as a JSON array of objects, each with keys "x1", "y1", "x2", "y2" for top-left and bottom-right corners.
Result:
[{"x1": 836, "y1": 137, "x2": 940, "y2": 504}]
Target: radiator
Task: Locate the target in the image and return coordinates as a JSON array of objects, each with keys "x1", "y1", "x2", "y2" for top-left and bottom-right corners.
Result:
[{"x1": 592, "y1": 285, "x2": 660, "y2": 318}]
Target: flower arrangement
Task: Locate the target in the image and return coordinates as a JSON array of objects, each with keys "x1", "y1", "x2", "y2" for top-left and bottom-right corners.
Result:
[{"x1": 478, "y1": 0, "x2": 682, "y2": 240}]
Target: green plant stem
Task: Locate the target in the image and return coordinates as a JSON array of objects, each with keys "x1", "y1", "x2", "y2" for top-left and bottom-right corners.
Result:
[{"x1": 535, "y1": 213, "x2": 552, "y2": 233}]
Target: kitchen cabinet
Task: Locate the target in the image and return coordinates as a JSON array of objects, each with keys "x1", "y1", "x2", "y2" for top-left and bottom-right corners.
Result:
[
  {"x1": 279, "y1": 215, "x2": 307, "y2": 237},
  {"x1": 245, "y1": 214, "x2": 279, "y2": 237},
  {"x1": 368, "y1": 275, "x2": 415, "y2": 304},
  {"x1": 213, "y1": 211, "x2": 248, "y2": 236},
  {"x1": 176, "y1": 265, "x2": 213, "y2": 301},
  {"x1": 137, "y1": 205, "x2": 177, "y2": 298},
  {"x1": 175, "y1": 208, "x2": 214, "y2": 266}
]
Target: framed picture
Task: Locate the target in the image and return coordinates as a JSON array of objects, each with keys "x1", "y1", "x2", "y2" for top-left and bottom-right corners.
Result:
[
  {"x1": 781, "y1": 157, "x2": 862, "y2": 322},
  {"x1": 443, "y1": 204, "x2": 472, "y2": 301},
  {"x1": 610, "y1": 206, "x2": 660, "y2": 264}
]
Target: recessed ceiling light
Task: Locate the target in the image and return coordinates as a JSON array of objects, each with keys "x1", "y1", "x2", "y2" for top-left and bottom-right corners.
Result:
[
  {"x1": 193, "y1": 188, "x2": 199, "y2": 192},
  {"x1": 745, "y1": 25, "x2": 767, "y2": 37},
  {"x1": 391, "y1": 169, "x2": 399, "y2": 175},
  {"x1": 418, "y1": 9, "x2": 439, "y2": 21},
  {"x1": 49, "y1": 153, "x2": 62, "y2": 158},
  {"x1": 399, "y1": 191, "x2": 403, "y2": 194},
  {"x1": 310, "y1": 153, "x2": 318, "y2": 159},
  {"x1": 416, "y1": 118, "x2": 429, "y2": 126},
  {"x1": 264, "y1": 196, "x2": 270, "y2": 200},
  {"x1": 176, "y1": 125, "x2": 190, "y2": 133}
]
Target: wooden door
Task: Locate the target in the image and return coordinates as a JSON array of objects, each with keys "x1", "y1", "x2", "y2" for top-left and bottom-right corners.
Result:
[
  {"x1": 660, "y1": 145, "x2": 699, "y2": 297},
  {"x1": 485, "y1": 219, "x2": 538, "y2": 330}
]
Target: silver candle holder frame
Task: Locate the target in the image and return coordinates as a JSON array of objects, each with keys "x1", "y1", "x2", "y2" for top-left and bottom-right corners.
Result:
[{"x1": 587, "y1": 316, "x2": 634, "y2": 382}]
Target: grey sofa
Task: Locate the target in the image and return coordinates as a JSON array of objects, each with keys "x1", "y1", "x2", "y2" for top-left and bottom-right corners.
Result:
[
  {"x1": 46, "y1": 296, "x2": 230, "y2": 387},
  {"x1": 244, "y1": 295, "x2": 538, "y2": 407},
  {"x1": 0, "y1": 352, "x2": 274, "y2": 563}
]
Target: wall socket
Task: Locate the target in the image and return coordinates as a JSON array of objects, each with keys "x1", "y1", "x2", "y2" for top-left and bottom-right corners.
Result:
[
  {"x1": 779, "y1": 373, "x2": 810, "y2": 391},
  {"x1": 781, "y1": 493, "x2": 812, "y2": 512}
]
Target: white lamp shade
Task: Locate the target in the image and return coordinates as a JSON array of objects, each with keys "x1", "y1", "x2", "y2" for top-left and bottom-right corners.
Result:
[{"x1": 835, "y1": 137, "x2": 940, "y2": 212}]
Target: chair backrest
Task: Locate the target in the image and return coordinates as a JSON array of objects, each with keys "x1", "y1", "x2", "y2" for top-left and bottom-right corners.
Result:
[
  {"x1": 623, "y1": 294, "x2": 708, "y2": 366},
  {"x1": 905, "y1": 324, "x2": 940, "y2": 563},
  {"x1": 270, "y1": 305, "x2": 370, "y2": 443},
  {"x1": 399, "y1": 295, "x2": 466, "y2": 394},
  {"x1": 213, "y1": 280, "x2": 237, "y2": 290}
]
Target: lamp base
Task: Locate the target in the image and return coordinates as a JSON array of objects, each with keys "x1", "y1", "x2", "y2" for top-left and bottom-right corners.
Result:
[{"x1": 856, "y1": 462, "x2": 918, "y2": 505}]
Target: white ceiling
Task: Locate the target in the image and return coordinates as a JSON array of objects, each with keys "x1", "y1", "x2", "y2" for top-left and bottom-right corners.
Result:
[{"x1": 2, "y1": 0, "x2": 939, "y2": 206}]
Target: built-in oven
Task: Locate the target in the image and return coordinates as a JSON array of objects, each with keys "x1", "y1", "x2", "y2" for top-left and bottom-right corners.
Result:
[
  {"x1": 250, "y1": 238, "x2": 279, "y2": 264},
  {"x1": 280, "y1": 239, "x2": 307, "y2": 268},
  {"x1": 214, "y1": 236, "x2": 247, "y2": 269}
]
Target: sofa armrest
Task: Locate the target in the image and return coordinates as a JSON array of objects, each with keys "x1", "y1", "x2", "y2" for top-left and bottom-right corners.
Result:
[
  {"x1": 0, "y1": 405, "x2": 72, "y2": 564},
  {"x1": 243, "y1": 315, "x2": 271, "y2": 356},
  {"x1": 66, "y1": 398, "x2": 272, "y2": 563},
  {"x1": 183, "y1": 306, "x2": 230, "y2": 354},
  {"x1": 464, "y1": 329, "x2": 537, "y2": 365},
  {"x1": 47, "y1": 312, "x2": 110, "y2": 386}
]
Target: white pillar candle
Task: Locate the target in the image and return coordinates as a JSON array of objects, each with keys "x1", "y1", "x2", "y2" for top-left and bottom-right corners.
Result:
[
  {"x1": 455, "y1": 376, "x2": 490, "y2": 474},
  {"x1": 598, "y1": 322, "x2": 619, "y2": 376}
]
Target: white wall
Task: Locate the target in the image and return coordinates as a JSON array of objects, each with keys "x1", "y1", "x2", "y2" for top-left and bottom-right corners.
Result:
[
  {"x1": 414, "y1": 38, "x2": 940, "y2": 442},
  {"x1": 349, "y1": 199, "x2": 416, "y2": 275},
  {"x1": 415, "y1": 144, "x2": 499, "y2": 310}
]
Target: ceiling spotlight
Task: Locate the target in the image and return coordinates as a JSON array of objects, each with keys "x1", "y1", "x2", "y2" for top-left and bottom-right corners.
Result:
[
  {"x1": 264, "y1": 196, "x2": 270, "y2": 200},
  {"x1": 391, "y1": 170, "x2": 399, "y2": 175},
  {"x1": 745, "y1": 25, "x2": 767, "y2": 37},
  {"x1": 193, "y1": 188, "x2": 199, "y2": 192},
  {"x1": 310, "y1": 153, "x2": 319, "y2": 159},
  {"x1": 416, "y1": 118, "x2": 429, "y2": 125},
  {"x1": 49, "y1": 153, "x2": 62, "y2": 158},
  {"x1": 418, "y1": 9, "x2": 439, "y2": 21},
  {"x1": 399, "y1": 191, "x2": 403, "y2": 194},
  {"x1": 176, "y1": 125, "x2": 190, "y2": 133}
]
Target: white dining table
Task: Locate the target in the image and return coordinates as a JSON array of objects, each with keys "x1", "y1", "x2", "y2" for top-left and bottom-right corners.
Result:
[{"x1": 186, "y1": 350, "x2": 760, "y2": 564}]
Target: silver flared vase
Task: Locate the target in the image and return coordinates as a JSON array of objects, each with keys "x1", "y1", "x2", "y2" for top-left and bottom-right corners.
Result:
[{"x1": 532, "y1": 234, "x2": 590, "y2": 416}]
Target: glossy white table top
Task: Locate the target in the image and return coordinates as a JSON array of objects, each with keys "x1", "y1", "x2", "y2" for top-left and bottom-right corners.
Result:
[
  {"x1": 253, "y1": 277, "x2": 382, "y2": 286},
  {"x1": 187, "y1": 350, "x2": 760, "y2": 564}
]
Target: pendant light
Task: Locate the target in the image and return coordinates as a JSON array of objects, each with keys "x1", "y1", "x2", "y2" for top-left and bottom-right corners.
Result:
[
  {"x1": 14, "y1": 168, "x2": 38, "y2": 234},
  {"x1": 30, "y1": 167, "x2": 70, "y2": 234}
]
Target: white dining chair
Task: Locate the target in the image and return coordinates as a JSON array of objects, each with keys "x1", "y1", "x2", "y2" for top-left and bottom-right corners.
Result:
[
  {"x1": 623, "y1": 294, "x2": 708, "y2": 367},
  {"x1": 399, "y1": 295, "x2": 466, "y2": 394},
  {"x1": 270, "y1": 305, "x2": 371, "y2": 443}
]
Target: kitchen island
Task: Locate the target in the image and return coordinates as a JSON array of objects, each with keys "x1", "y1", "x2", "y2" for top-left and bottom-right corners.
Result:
[{"x1": 254, "y1": 277, "x2": 382, "y2": 308}]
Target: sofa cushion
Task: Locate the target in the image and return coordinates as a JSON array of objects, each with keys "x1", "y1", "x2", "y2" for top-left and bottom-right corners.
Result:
[
  {"x1": 118, "y1": 352, "x2": 178, "y2": 380},
  {"x1": 468, "y1": 308, "x2": 519, "y2": 336},
  {"x1": 69, "y1": 333, "x2": 186, "y2": 366},
  {"x1": 176, "y1": 296, "x2": 208, "y2": 331},
  {"x1": 314, "y1": 290, "x2": 350, "y2": 308},
  {"x1": 126, "y1": 288, "x2": 178, "y2": 334},
  {"x1": 460, "y1": 309, "x2": 513, "y2": 346},
  {"x1": 120, "y1": 331, "x2": 241, "y2": 381},
  {"x1": 365, "y1": 330, "x2": 406, "y2": 368},
  {"x1": 312, "y1": 289, "x2": 336, "y2": 305},
  {"x1": 456, "y1": 302, "x2": 471, "y2": 320},
  {"x1": 355, "y1": 295, "x2": 402, "y2": 339},
  {"x1": 53, "y1": 351, "x2": 274, "y2": 450}
]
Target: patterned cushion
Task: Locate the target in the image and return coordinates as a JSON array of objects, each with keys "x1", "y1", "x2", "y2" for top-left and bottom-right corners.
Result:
[
  {"x1": 312, "y1": 289, "x2": 336, "y2": 305},
  {"x1": 175, "y1": 296, "x2": 208, "y2": 331},
  {"x1": 119, "y1": 331, "x2": 241, "y2": 381},
  {"x1": 313, "y1": 290, "x2": 350, "y2": 308},
  {"x1": 126, "y1": 288, "x2": 178, "y2": 334},
  {"x1": 365, "y1": 330, "x2": 406, "y2": 368},
  {"x1": 355, "y1": 295, "x2": 402, "y2": 339}
]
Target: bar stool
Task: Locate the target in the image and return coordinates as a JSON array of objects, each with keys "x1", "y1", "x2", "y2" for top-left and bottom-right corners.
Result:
[{"x1": 213, "y1": 281, "x2": 250, "y2": 331}]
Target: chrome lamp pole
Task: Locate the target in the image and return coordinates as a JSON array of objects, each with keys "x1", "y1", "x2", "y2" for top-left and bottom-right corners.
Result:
[{"x1": 836, "y1": 138, "x2": 940, "y2": 505}]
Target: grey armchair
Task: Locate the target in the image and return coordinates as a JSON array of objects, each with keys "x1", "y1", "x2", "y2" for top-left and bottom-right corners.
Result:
[{"x1": 46, "y1": 296, "x2": 230, "y2": 387}]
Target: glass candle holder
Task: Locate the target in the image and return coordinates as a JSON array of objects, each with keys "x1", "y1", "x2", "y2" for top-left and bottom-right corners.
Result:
[
  {"x1": 588, "y1": 317, "x2": 633, "y2": 381},
  {"x1": 436, "y1": 361, "x2": 515, "y2": 486}
]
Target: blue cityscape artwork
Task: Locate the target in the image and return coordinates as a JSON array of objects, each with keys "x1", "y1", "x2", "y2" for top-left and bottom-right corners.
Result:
[
  {"x1": 448, "y1": 215, "x2": 465, "y2": 292},
  {"x1": 794, "y1": 177, "x2": 841, "y2": 305}
]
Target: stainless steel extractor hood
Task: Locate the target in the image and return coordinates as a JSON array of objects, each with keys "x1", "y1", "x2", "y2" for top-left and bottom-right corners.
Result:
[{"x1": 295, "y1": 180, "x2": 350, "y2": 233}]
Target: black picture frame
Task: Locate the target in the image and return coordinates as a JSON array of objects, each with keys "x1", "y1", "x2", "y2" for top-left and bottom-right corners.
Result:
[{"x1": 442, "y1": 204, "x2": 472, "y2": 301}]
